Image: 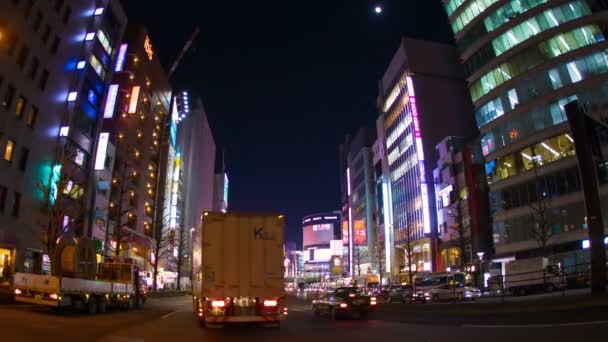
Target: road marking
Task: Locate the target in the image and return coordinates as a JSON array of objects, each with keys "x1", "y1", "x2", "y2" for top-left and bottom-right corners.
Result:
[
  {"x1": 464, "y1": 324, "x2": 552, "y2": 328},
  {"x1": 559, "y1": 320, "x2": 608, "y2": 327},
  {"x1": 464, "y1": 320, "x2": 608, "y2": 329},
  {"x1": 161, "y1": 309, "x2": 182, "y2": 319}
]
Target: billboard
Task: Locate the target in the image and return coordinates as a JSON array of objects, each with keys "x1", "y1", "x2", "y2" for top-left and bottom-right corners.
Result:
[
  {"x1": 303, "y1": 223, "x2": 334, "y2": 247},
  {"x1": 330, "y1": 240, "x2": 343, "y2": 256},
  {"x1": 330, "y1": 256, "x2": 343, "y2": 276},
  {"x1": 354, "y1": 220, "x2": 367, "y2": 245},
  {"x1": 342, "y1": 220, "x2": 349, "y2": 244}
]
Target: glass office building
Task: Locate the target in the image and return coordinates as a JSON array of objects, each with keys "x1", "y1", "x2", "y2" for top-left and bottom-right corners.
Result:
[{"x1": 443, "y1": 0, "x2": 608, "y2": 267}]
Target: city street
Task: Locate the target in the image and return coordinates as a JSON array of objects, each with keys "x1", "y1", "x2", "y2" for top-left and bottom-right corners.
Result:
[{"x1": 0, "y1": 296, "x2": 607, "y2": 341}]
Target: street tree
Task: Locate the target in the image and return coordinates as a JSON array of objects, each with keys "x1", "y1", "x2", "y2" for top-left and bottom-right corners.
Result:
[
  {"x1": 136, "y1": 214, "x2": 173, "y2": 291},
  {"x1": 353, "y1": 246, "x2": 367, "y2": 277},
  {"x1": 175, "y1": 215, "x2": 188, "y2": 290},
  {"x1": 372, "y1": 232, "x2": 386, "y2": 284},
  {"x1": 447, "y1": 206, "x2": 470, "y2": 270},
  {"x1": 528, "y1": 157, "x2": 554, "y2": 257},
  {"x1": 36, "y1": 151, "x2": 89, "y2": 274},
  {"x1": 402, "y1": 224, "x2": 416, "y2": 288}
]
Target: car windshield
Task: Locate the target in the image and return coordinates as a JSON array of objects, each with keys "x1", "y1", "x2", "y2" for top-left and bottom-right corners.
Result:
[{"x1": 334, "y1": 287, "x2": 364, "y2": 297}]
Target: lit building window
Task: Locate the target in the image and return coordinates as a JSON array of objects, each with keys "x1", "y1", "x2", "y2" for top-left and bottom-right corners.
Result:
[
  {"x1": 4, "y1": 139, "x2": 15, "y2": 162},
  {"x1": 96, "y1": 29, "x2": 113, "y2": 55}
]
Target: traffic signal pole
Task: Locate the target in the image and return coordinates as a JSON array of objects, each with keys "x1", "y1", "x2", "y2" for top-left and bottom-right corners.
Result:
[{"x1": 565, "y1": 101, "x2": 606, "y2": 296}]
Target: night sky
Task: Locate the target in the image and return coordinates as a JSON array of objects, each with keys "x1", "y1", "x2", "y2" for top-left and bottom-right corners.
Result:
[{"x1": 121, "y1": 1, "x2": 453, "y2": 248}]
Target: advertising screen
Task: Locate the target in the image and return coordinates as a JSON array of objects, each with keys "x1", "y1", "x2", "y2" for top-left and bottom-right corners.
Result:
[
  {"x1": 353, "y1": 220, "x2": 367, "y2": 246},
  {"x1": 303, "y1": 223, "x2": 334, "y2": 247},
  {"x1": 342, "y1": 220, "x2": 349, "y2": 244}
]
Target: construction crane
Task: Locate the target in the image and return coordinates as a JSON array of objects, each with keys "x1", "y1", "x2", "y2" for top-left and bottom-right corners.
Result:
[{"x1": 168, "y1": 27, "x2": 200, "y2": 80}]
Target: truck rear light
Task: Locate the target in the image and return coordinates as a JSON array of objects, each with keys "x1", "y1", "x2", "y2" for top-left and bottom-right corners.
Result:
[
  {"x1": 370, "y1": 300, "x2": 377, "y2": 306},
  {"x1": 348, "y1": 293, "x2": 355, "y2": 298},
  {"x1": 339, "y1": 303, "x2": 348, "y2": 308},
  {"x1": 370, "y1": 296, "x2": 377, "y2": 301},
  {"x1": 211, "y1": 300, "x2": 225, "y2": 308},
  {"x1": 50, "y1": 293, "x2": 59, "y2": 300},
  {"x1": 14, "y1": 289, "x2": 22, "y2": 295},
  {"x1": 263, "y1": 299, "x2": 278, "y2": 307}
]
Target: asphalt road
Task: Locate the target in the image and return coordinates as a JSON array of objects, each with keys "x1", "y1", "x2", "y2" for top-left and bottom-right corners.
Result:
[{"x1": 0, "y1": 296, "x2": 607, "y2": 341}]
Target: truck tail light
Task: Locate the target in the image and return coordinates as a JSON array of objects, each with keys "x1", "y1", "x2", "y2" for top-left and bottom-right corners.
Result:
[
  {"x1": 263, "y1": 299, "x2": 278, "y2": 307},
  {"x1": 50, "y1": 293, "x2": 59, "y2": 300},
  {"x1": 339, "y1": 303, "x2": 348, "y2": 308},
  {"x1": 370, "y1": 296, "x2": 377, "y2": 301},
  {"x1": 348, "y1": 293, "x2": 355, "y2": 298},
  {"x1": 370, "y1": 300, "x2": 377, "y2": 306},
  {"x1": 14, "y1": 289, "x2": 22, "y2": 295},
  {"x1": 211, "y1": 300, "x2": 225, "y2": 308}
]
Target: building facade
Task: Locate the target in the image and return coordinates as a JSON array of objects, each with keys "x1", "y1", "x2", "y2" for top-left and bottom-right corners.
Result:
[
  {"x1": 340, "y1": 128, "x2": 380, "y2": 278},
  {"x1": 302, "y1": 213, "x2": 342, "y2": 280},
  {"x1": 0, "y1": 0, "x2": 127, "y2": 278},
  {"x1": 174, "y1": 92, "x2": 216, "y2": 288},
  {"x1": 377, "y1": 38, "x2": 477, "y2": 274},
  {"x1": 433, "y1": 136, "x2": 491, "y2": 272},
  {"x1": 97, "y1": 24, "x2": 172, "y2": 281},
  {"x1": 443, "y1": 0, "x2": 608, "y2": 271}
]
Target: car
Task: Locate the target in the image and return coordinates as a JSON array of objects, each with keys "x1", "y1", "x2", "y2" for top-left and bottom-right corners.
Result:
[
  {"x1": 426, "y1": 284, "x2": 482, "y2": 302},
  {"x1": 386, "y1": 285, "x2": 412, "y2": 303},
  {"x1": 312, "y1": 287, "x2": 377, "y2": 320}
]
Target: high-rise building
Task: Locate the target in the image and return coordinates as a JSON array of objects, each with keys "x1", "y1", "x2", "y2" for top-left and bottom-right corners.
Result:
[
  {"x1": 377, "y1": 38, "x2": 477, "y2": 274},
  {"x1": 373, "y1": 119, "x2": 396, "y2": 282},
  {"x1": 97, "y1": 24, "x2": 172, "y2": 280},
  {"x1": 432, "y1": 136, "x2": 491, "y2": 272},
  {"x1": 340, "y1": 128, "x2": 380, "y2": 277},
  {"x1": 0, "y1": 0, "x2": 127, "y2": 277},
  {"x1": 443, "y1": 0, "x2": 608, "y2": 270},
  {"x1": 174, "y1": 91, "x2": 216, "y2": 288}
]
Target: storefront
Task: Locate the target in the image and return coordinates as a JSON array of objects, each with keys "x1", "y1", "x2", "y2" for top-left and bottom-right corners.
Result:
[{"x1": 0, "y1": 248, "x2": 15, "y2": 282}]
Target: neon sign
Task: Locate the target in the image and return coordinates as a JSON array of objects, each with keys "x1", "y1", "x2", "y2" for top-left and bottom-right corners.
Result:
[
  {"x1": 144, "y1": 35, "x2": 153, "y2": 61},
  {"x1": 94, "y1": 133, "x2": 109, "y2": 170},
  {"x1": 115, "y1": 44, "x2": 128, "y2": 72},
  {"x1": 128, "y1": 86, "x2": 140, "y2": 113},
  {"x1": 103, "y1": 84, "x2": 119, "y2": 118}
]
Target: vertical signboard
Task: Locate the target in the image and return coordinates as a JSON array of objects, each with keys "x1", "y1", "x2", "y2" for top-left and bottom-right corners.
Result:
[
  {"x1": 94, "y1": 133, "x2": 109, "y2": 170},
  {"x1": 128, "y1": 86, "x2": 140, "y2": 114},
  {"x1": 103, "y1": 84, "x2": 119, "y2": 118},
  {"x1": 114, "y1": 44, "x2": 128, "y2": 72}
]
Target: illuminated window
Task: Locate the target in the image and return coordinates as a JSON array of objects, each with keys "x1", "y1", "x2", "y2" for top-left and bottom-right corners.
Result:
[
  {"x1": 26, "y1": 106, "x2": 38, "y2": 128},
  {"x1": 15, "y1": 96, "x2": 26, "y2": 119},
  {"x1": 4, "y1": 139, "x2": 15, "y2": 162},
  {"x1": 96, "y1": 29, "x2": 113, "y2": 56},
  {"x1": 89, "y1": 54, "x2": 106, "y2": 80}
]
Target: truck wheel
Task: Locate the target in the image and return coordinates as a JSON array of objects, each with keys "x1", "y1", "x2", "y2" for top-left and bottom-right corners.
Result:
[
  {"x1": 98, "y1": 299, "x2": 107, "y2": 314},
  {"x1": 127, "y1": 296, "x2": 135, "y2": 310},
  {"x1": 87, "y1": 297, "x2": 98, "y2": 315},
  {"x1": 136, "y1": 296, "x2": 144, "y2": 309}
]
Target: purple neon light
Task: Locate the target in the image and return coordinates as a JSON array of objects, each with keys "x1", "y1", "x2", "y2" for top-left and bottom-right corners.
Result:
[{"x1": 115, "y1": 44, "x2": 128, "y2": 72}]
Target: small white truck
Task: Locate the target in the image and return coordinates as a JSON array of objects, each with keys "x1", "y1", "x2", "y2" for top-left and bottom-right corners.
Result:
[
  {"x1": 192, "y1": 212, "x2": 287, "y2": 328},
  {"x1": 504, "y1": 257, "x2": 563, "y2": 296},
  {"x1": 13, "y1": 262, "x2": 147, "y2": 314}
]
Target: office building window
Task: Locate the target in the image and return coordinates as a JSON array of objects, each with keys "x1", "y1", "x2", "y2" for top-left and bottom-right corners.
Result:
[
  {"x1": 15, "y1": 96, "x2": 26, "y2": 119},
  {"x1": 33, "y1": 10, "x2": 42, "y2": 32},
  {"x1": 25, "y1": 106, "x2": 38, "y2": 128},
  {"x1": 39, "y1": 69, "x2": 49, "y2": 90},
  {"x1": 4, "y1": 139, "x2": 15, "y2": 162},
  {"x1": 63, "y1": 7, "x2": 71, "y2": 24},
  {"x1": 0, "y1": 185, "x2": 6, "y2": 213},
  {"x1": 24, "y1": 0, "x2": 34, "y2": 18},
  {"x1": 2, "y1": 85, "x2": 16, "y2": 110},
  {"x1": 19, "y1": 147, "x2": 29, "y2": 171},
  {"x1": 42, "y1": 24, "x2": 51, "y2": 44},
  {"x1": 55, "y1": 0, "x2": 64, "y2": 12},
  {"x1": 26, "y1": 106, "x2": 38, "y2": 128},
  {"x1": 17, "y1": 46, "x2": 29, "y2": 69},
  {"x1": 11, "y1": 192, "x2": 21, "y2": 217},
  {"x1": 28, "y1": 57, "x2": 39, "y2": 80},
  {"x1": 89, "y1": 54, "x2": 106, "y2": 80},
  {"x1": 50, "y1": 36, "x2": 60, "y2": 55}
]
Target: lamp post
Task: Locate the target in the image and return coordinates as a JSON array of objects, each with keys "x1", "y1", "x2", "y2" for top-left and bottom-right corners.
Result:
[{"x1": 477, "y1": 252, "x2": 485, "y2": 289}]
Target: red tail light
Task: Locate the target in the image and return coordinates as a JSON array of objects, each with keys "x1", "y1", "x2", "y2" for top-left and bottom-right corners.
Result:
[
  {"x1": 349, "y1": 293, "x2": 355, "y2": 298},
  {"x1": 339, "y1": 303, "x2": 348, "y2": 308}
]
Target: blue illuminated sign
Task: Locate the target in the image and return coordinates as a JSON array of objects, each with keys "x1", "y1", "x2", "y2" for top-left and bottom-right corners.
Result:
[{"x1": 115, "y1": 44, "x2": 128, "y2": 72}]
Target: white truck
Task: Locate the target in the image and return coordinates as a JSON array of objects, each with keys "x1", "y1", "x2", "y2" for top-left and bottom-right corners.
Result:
[
  {"x1": 13, "y1": 262, "x2": 147, "y2": 314},
  {"x1": 192, "y1": 212, "x2": 287, "y2": 328},
  {"x1": 504, "y1": 257, "x2": 563, "y2": 296}
]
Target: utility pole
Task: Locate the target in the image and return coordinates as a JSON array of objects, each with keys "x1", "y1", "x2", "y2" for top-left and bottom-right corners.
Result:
[{"x1": 565, "y1": 101, "x2": 606, "y2": 296}]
